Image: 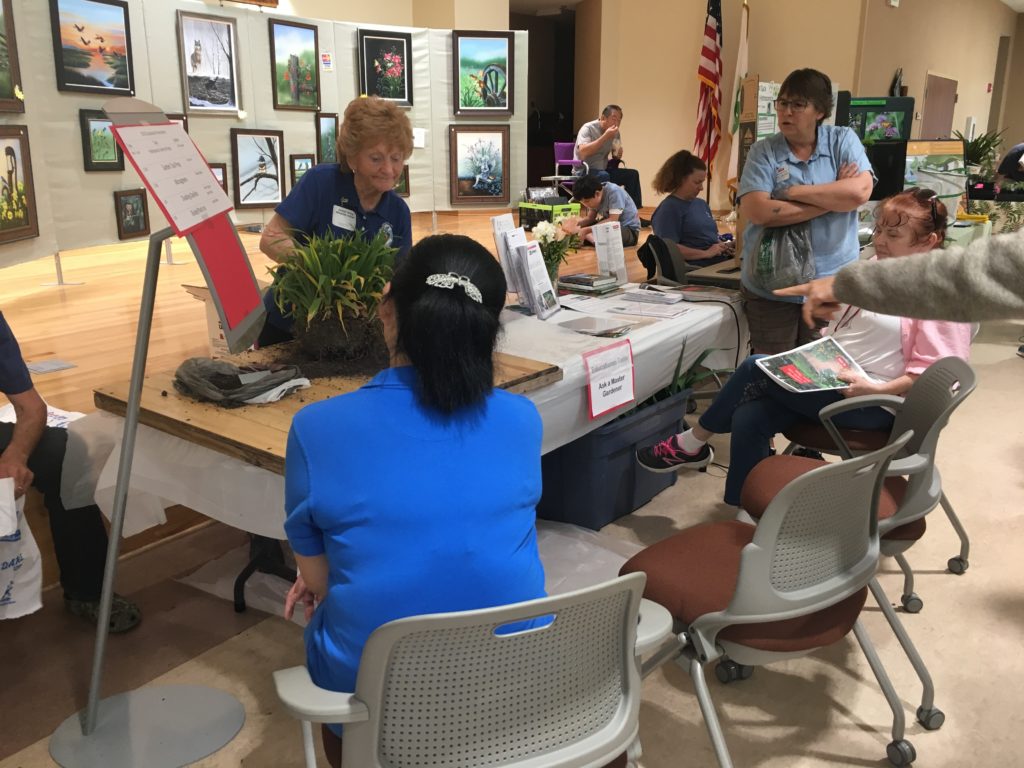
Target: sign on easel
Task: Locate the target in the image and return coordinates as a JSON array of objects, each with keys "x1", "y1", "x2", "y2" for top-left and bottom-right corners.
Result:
[{"x1": 110, "y1": 114, "x2": 264, "y2": 353}]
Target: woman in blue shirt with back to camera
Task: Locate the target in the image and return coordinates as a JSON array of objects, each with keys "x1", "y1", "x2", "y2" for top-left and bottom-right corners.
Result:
[
  {"x1": 283, "y1": 234, "x2": 547, "y2": 767},
  {"x1": 738, "y1": 68, "x2": 875, "y2": 354},
  {"x1": 257, "y1": 96, "x2": 413, "y2": 346},
  {"x1": 651, "y1": 149, "x2": 734, "y2": 272}
]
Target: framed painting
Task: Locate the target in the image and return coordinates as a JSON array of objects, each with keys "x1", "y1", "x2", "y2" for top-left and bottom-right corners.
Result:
[
  {"x1": 449, "y1": 124, "x2": 509, "y2": 204},
  {"x1": 0, "y1": 0, "x2": 24, "y2": 112},
  {"x1": 451, "y1": 30, "x2": 513, "y2": 116},
  {"x1": 269, "y1": 18, "x2": 319, "y2": 111},
  {"x1": 230, "y1": 128, "x2": 284, "y2": 210},
  {"x1": 166, "y1": 112, "x2": 188, "y2": 133},
  {"x1": 113, "y1": 188, "x2": 149, "y2": 239},
  {"x1": 356, "y1": 28, "x2": 412, "y2": 107},
  {"x1": 208, "y1": 161, "x2": 228, "y2": 193},
  {"x1": 49, "y1": 0, "x2": 134, "y2": 96},
  {"x1": 315, "y1": 111, "x2": 337, "y2": 164},
  {"x1": 79, "y1": 108, "x2": 124, "y2": 171},
  {"x1": 394, "y1": 164, "x2": 409, "y2": 197},
  {"x1": 177, "y1": 10, "x2": 241, "y2": 116},
  {"x1": 0, "y1": 126, "x2": 38, "y2": 245},
  {"x1": 289, "y1": 153, "x2": 313, "y2": 188}
]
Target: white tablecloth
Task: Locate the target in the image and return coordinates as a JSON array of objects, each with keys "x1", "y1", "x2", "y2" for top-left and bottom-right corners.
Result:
[{"x1": 78, "y1": 299, "x2": 745, "y2": 538}]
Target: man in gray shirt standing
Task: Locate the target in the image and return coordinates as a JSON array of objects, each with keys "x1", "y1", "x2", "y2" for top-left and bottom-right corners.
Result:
[{"x1": 574, "y1": 104, "x2": 644, "y2": 208}]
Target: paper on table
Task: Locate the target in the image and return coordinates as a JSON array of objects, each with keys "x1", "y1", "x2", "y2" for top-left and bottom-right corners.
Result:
[{"x1": 0, "y1": 478, "x2": 16, "y2": 536}]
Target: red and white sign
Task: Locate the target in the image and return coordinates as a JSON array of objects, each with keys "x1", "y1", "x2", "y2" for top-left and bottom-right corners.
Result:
[{"x1": 582, "y1": 339, "x2": 635, "y2": 419}]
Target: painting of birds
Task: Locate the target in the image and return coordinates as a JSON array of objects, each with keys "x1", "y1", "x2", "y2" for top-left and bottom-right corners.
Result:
[
  {"x1": 80, "y1": 36, "x2": 91, "y2": 46},
  {"x1": 74, "y1": 23, "x2": 85, "y2": 32}
]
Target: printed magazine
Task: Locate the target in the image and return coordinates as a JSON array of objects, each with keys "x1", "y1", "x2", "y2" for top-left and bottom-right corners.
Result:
[{"x1": 755, "y1": 337, "x2": 869, "y2": 393}]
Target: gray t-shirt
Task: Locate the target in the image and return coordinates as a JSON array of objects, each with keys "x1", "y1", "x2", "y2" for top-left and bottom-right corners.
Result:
[
  {"x1": 574, "y1": 119, "x2": 620, "y2": 172},
  {"x1": 592, "y1": 182, "x2": 640, "y2": 231}
]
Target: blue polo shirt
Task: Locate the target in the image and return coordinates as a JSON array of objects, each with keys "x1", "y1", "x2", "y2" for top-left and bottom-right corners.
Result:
[
  {"x1": 0, "y1": 312, "x2": 32, "y2": 396},
  {"x1": 284, "y1": 365, "x2": 547, "y2": 714},
  {"x1": 595, "y1": 182, "x2": 641, "y2": 231},
  {"x1": 652, "y1": 196, "x2": 726, "y2": 268},
  {"x1": 738, "y1": 124, "x2": 873, "y2": 301},
  {"x1": 265, "y1": 165, "x2": 413, "y2": 330}
]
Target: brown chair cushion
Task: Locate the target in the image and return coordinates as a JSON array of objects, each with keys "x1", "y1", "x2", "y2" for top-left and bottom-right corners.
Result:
[
  {"x1": 740, "y1": 457, "x2": 924, "y2": 543},
  {"x1": 783, "y1": 421, "x2": 890, "y2": 454},
  {"x1": 620, "y1": 521, "x2": 868, "y2": 653}
]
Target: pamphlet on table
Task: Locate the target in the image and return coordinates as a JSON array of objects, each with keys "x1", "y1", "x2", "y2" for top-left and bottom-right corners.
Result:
[
  {"x1": 593, "y1": 222, "x2": 628, "y2": 283},
  {"x1": 491, "y1": 213, "x2": 521, "y2": 294},
  {"x1": 755, "y1": 337, "x2": 869, "y2": 393},
  {"x1": 510, "y1": 240, "x2": 561, "y2": 320}
]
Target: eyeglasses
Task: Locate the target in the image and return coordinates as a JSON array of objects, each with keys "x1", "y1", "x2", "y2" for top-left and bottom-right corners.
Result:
[
  {"x1": 905, "y1": 186, "x2": 944, "y2": 232},
  {"x1": 774, "y1": 98, "x2": 810, "y2": 113}
]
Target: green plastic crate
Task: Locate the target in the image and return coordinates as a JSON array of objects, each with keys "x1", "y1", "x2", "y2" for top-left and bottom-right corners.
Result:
[{"x1": 518, "y1": 202, "x2": 581, "y2": 231}]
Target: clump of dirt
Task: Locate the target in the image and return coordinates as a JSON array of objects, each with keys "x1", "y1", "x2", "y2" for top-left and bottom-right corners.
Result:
[{"x1": 265, "y1": 317, "x2": 389, "y2": 381}]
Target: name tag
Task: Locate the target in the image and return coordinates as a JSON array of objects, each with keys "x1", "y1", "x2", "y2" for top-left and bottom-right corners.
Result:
[
  {"x1": 775, "y1": 165, "x2": 790, "y2": 183},
  {"x1": 332, "y1": 205, "x2": 358, "y2": 231}
]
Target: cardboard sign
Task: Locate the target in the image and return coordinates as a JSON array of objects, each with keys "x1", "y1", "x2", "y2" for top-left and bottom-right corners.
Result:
[{"x1": 582, "y1": 340, "x2": 635, "y2": 419}]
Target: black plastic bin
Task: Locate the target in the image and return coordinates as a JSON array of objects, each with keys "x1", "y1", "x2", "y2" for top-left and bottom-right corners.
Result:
[{"x1": 537, "y1": 389, "x2": 690, "y2": 530}]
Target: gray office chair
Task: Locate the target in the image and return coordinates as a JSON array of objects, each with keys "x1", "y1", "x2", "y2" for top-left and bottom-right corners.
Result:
[
  {"x1": 622, "y1": 433, "x2": 918, "y2": 767},
  {"x1": 781, "y1": 356, "x2": 977, "y2": 584},
  {"x1": 274, "y1": 574, "x2": 675, "y2": 768}
]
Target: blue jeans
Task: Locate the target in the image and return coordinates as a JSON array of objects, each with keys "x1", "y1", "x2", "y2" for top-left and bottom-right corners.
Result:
[{"x1": 698, "y1": 356, "x2": 895, "y2": 505}]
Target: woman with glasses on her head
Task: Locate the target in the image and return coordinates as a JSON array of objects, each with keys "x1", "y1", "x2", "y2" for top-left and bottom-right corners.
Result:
[
  {"x1": 737, "y1": 68, "x2": 875, "y2": 354},
  {"x1": 282, "y1": 234, "x2": 548, "y2": 767},
  {"x1": 636, "y1": 189, "x2": 972, "y2": 508}
]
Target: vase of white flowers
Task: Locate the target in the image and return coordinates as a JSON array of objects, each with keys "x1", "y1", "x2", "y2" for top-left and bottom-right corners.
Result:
[{"x1": 533, "y1": 214, "x2": 581, "y2": 285}]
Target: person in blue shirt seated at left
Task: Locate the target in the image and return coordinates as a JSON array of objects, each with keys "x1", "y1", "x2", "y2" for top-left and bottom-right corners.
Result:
[
  {"x1": 650, "y1": 149, "x2": 734, "y2": 271},
  {"x1": 257, "y1": 96, "x2": 413, "y2": 346},
  {"x1": 282, "y1": 234, "x2": 548, "y2": 768}
]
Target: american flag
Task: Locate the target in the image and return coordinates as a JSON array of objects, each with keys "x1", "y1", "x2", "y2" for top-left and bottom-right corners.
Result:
[{"x1": 694, "y1": 0, "x2": 723, "y2": 173}]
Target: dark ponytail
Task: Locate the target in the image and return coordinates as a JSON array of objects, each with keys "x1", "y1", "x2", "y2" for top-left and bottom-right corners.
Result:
[{"x1": 389, "y1": 234, "x2": 507, "y2": 415}]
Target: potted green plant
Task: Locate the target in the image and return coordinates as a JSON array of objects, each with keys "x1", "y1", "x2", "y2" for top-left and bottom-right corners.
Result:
[
  {"x1": 271, "y1": 229, "x2": 397, "y2": 360},
  {"x1": 953, "y1": 129, "x2": 1004, "y2": 180}
]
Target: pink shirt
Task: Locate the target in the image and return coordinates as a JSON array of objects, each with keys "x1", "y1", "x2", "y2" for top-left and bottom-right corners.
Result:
[{"x1": 900, "y1": 316, "x2": 972, "y2": 376}]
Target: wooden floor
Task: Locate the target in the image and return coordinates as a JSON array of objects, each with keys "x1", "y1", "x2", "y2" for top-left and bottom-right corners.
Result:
[{"x1": 1, "y1": 209, "x2": 653, "y2": 587}]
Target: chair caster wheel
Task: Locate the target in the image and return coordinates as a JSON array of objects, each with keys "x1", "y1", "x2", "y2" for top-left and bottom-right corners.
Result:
[
  {"x1": 901, "y1": 593, "x2": 923, "y2": 613},
  {"x1": 947, "y1": 556, "x2": 968, "y2": 575},
  {"x1": 886, "y1": 739, "x2": 916, "y2": 766},
  {"x1": 715, "y1": 660, "x2": 752, "y2": 684},
  {"x1": 917, "y1": 706, "x2": 945, "y2": 731}
]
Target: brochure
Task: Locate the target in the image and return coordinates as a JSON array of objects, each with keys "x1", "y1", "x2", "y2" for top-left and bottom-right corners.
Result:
[
  {"x1": 512, "y1": 241, "x2": 562, "y2": 320},
  {"x1": 593, "y1": 221, "x2": 628, "y2": 284},
  {"x1": 502, "y1": 225, "x2": 529, "y2": 296},
  {"x1": 621, "y1": 288, "x2": 684, "y2": 305},
  {"x1": 490, "y1": 213, "x2": 519, "y2": 293},
  {"x1": 755, "y1": 336, "x2": 869, "y2": 393}
]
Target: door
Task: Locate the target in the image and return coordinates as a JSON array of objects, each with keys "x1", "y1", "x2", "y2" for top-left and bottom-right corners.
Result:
[{"x1": 920, "y1": 74, "x2": 957, "y2": 140}]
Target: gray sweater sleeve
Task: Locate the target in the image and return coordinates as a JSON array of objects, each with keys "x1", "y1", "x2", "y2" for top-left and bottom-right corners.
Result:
[{"x1": 832, "y1": 230, "x2": 1024, "y2": 321}]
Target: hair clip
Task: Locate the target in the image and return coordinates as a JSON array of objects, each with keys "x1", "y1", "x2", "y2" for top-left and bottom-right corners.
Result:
[{"x1": 425, "y1": 272, "x2": 483, "y2": 303}]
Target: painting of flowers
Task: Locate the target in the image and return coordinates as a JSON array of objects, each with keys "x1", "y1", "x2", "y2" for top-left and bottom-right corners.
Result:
[
  {"x1": 315, "y1": 112, "x2": 337, "y2": 164},
  {"x1": 230, "y1": 128, "x2": 284, "y2": 210},
  {"x1": 0, "y1": 126, "x2": 39, "y2": 245},
  {"x1": 452, "y1": 31, "x2": 513, "y2": 116},
  {"x1": 49, "y1": 0, "x2": 134, "y2": 96},
  {"x1": 269, "y1": 18, "x2": 319, "y2": 111},
  {"x1": 357, "y1": 29, "x2": 412, "y2": 107},
  {"x1": 79, "y1": 108, "x2": 124, "y2": 172},
  {"x1": 177, "y1": 11, "x2": 241, "y2": 116},
  {"x1": 449, "y1": 125, "x2": 509, "y2": 204},
  {"x1": 0, "y1": 0, "x2": 25, "y2": 112}
]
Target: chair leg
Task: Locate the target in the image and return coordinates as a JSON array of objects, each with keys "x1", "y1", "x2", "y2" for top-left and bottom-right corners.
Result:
[
  {"x1": 940, "y1": 492, "x2": 970, "y2": 572},
  {"x1": 851, "y1": 619, "x2": 917, "y2": 765},
  {"x1": 869, "y1": 578, "x2": 945, "y2": 730},
  {"x1": 781, "y1": 441, "x2": 799, "y2": 456},
  {"x1": 625, "y1": 735, "x2": 643, "y2": 768},
  {"x1": 688, "y1": 657, "x2": 735, "y2": 768},
  {"x1": 892, "y1": 553, "x2": 922, "y2": 613},
  {"x1": 300, "y1": 720, "x2": 318, "y2": 768}
]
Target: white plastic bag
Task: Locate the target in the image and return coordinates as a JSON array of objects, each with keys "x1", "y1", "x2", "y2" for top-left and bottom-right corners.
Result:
[{"x1": 0, "y1": 488, "x2": 43, "y2": 620}]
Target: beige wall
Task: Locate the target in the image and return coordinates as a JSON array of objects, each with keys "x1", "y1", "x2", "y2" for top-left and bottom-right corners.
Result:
[
  {"x1": 411, "y1": 0, "x2": 509, "y2": 29},
  {"x1": 856, "y1": 0, "x2": 1018, "y2": 141},
  {"x1": 1004, "y1": 14, "x2": 1024, "y2": 146},
  {"x1": 255, "y1": 0, "x2": 413, "y2": 24},
  {"x1": 573, "y1": 0, "x2": 603, "y2": 128}
]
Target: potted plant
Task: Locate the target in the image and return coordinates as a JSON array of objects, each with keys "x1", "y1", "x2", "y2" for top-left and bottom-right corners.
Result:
[
  {"x1": 271, "y1": 229, "x2": 396, "y2": 360},
  {"x1": 953, "y1": 129, "x2": 1004, "y2": 181}
]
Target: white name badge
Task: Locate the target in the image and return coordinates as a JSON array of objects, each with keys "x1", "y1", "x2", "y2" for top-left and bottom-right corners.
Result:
[
  {"x1": 775, "y1": 165, "x2": 790, "y2": 183},
  {"x1": 332, "y1": 205, "x2": 358, "y2": 232}
]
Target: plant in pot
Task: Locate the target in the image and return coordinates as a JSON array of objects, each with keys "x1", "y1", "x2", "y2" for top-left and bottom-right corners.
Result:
[
  {"x1": 953, "y1": 129, "x2": 1004, "y2": 182},
  {"x1": 534, "y1": 214, "x2": 581, "y2": 285},
  {"x1": 271, "y1": 229, "x2": 397, "y2": 361}
]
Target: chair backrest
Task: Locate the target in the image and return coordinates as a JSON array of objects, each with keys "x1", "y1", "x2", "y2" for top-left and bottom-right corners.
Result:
[
  {"x1": 344, "y1": 573, "x2": 646, "y2": 768},
  {"x1": 554, "y1": 141, "x2": 585, "y2": 179},
  {"x1": 691, "y1": 433, "x2": 911, "y2": 650},
  {"x1": 637, "y1": 233, "x2": 684, "y2": 285},
  {"x1": 890, "y1": 356, "x2": 975, "y2": 462}
]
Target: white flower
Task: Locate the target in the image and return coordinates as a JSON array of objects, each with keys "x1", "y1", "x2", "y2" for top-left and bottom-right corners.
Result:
[{"x1": 533, "y1": 220, "x2": 556, "y2": 244}]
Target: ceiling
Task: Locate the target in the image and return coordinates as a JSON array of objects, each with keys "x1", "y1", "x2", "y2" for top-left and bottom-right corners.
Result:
[{"x1": 509, "y1": 0, "x2": 1024, "y2": 15}]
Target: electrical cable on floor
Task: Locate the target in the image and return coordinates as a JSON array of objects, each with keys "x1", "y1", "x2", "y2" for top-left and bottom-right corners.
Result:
[{"x1": 678, "y1": 297, "x2": 744, "y2": 368}]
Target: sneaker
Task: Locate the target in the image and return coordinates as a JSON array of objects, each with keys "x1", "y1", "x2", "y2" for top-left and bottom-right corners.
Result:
[
  {"x1": 65, "y1": 593, "x2": 142, "y2": 634},
  {"x1": 636, "y1": 436, "x2": 714, "y2": 473},
  {"x1": 639, "y1": 217, "x2": 652, "y2": 229},
  {"x1": 790, "y1": 446, "x2": 825, "y2": 460}
]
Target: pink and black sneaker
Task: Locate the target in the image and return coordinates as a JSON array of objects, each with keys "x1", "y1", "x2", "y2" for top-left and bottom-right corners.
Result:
[{"x1": 636, "y1": 436, "x2": 713, "y2": 473}]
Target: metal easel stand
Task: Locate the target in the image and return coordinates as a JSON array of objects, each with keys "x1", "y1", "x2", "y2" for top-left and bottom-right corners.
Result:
[
  {"x1": 49, "y1": 228, "x2": 244, "y2": 768},
  {"x1": 41, "y1": 251, "x2": 84, "y2": 287}
]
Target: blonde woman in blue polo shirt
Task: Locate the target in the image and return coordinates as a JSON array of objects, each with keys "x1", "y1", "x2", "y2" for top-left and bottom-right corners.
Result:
[
  {"x1": 738, "y1": 68, "x2": 874, "y2": 353},
  {"x1": 282, "y1": 235, "x2": 547, "y2": 767}
]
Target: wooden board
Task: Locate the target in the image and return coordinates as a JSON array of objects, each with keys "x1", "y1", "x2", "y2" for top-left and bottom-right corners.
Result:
[{"x1": 94, "y1": 351, "x2": 561, "y2": 475}]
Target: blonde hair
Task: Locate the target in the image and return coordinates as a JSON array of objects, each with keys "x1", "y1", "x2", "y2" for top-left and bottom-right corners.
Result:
[{"x1": 335, "y1": 97, "x2": 413, "y2": 172}]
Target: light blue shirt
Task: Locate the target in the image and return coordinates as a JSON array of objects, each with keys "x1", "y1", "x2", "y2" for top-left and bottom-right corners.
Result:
[{"x1": 738, "y1": 124, "x2": 873, "y2": 301}]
